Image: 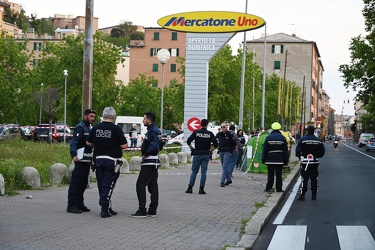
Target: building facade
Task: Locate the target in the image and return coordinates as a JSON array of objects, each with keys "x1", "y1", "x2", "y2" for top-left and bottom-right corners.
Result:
[
  {"x1": 129, "y1": 27, "x2": 186, "y2": 87},
  {"x1": 246, "y1": 33, "x2": 325, "y2": 130}
]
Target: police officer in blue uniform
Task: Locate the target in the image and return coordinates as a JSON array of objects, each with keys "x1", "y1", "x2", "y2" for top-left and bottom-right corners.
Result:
[
  {"x1": 295, "y1": 125, "x2": 325, "y2": 201},
  {"x1": 67, "y1": 109, "x2": 96, "y2": 213},
  {"x1": 86, "y1": 107, "x2": 128, "y2": 218},
  {"x1": 217, "y1": 123, "x2": 237, "y2": 187},
  {"x1": 185, "y1": 119, "x2": 218, "y2": 194},
  {"x1": 262, "y1": 122, "x2": 289, "y2": 192},
  {"x1": 131, "y1": 112, "x2": 163, "y2": 218}
]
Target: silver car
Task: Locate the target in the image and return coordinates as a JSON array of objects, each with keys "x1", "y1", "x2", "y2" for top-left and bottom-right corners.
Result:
[
  {"x1": 358, "y1": 133, "x2": 375, "y2": 147},
  {"x1": 365, "y1": 137, "x2": 375, "y2": 152}
]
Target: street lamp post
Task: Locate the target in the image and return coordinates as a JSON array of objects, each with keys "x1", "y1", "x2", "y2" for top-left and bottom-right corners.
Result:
[
  {"x1": 156, "y1": 49, "x2": 170, "y2": 130},
  {"x1": 39, "y1": 83, "x2": 44, "y2": 124},
  {"x1": 63, "y1": 70, "x2": 68, "y2": 143}
]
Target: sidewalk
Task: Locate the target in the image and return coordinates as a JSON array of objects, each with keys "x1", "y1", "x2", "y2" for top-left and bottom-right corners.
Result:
[{"x1": 0, "y1": 153, "x2": 299, "y2": 250}]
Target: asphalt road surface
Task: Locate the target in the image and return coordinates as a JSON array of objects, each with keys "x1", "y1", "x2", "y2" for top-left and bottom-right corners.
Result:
[{"x1": 253, "y1": 140, "x2": 375, "y2": 250}]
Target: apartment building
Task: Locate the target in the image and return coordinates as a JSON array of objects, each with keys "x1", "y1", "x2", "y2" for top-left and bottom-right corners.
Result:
[
  {"x1": 246, "y1": 33, "x2": 325, "y2": 129},
  {"x1": 53, "y1": 14, "x2": 99, "y2": 32},
  {"x1": 129, "y1": 27, "x2": 186, "y2": 87}
]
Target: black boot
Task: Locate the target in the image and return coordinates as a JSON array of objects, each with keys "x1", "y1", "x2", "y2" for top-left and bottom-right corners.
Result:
[
  {"x1": 297, "y1": 195, "x2": 305, "y2": 201},
  {"x1": 312, "y1": 194, "x2": 317, "y2": 200},
  {"x1": 109, "y1": 207, "x2": 117, "y2": 215},
  {"x1": 101, "y1": 208, "x2": 111, "y2": 218},
  {"x1": 185, "y1": 186, "x2": 193, "y2": 194},
  {"x1": 199, "y1": 186, "x2": 206, "y2": 194}
]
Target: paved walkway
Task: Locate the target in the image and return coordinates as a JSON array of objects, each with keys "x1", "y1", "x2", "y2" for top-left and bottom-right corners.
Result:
[{"x1": 0, "y1": 153, "x2": 299, "y2": 250}]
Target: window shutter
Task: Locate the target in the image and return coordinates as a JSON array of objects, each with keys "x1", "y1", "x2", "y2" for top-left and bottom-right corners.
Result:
[
  {"x1": 150, "y1": 48, "x2": 153, "y2": 56},
  {"x1": 176, "y1": 48, "x2": 179, "y2": 56},
  {"x1": 172, "y1": 32, "x2": 177, "y2": 40},
  {"x1": 272, "y1": 45, "x2": 275, "y2": 53},
  {"x1": 152, "y1": 64, "x2": 158, "y2": 72},
  {"x1": 281, "y1": 45, "x2": 284, "y2": 53},
  {"x1": 274, "y1": 61, "x2": 280, "y2": 69},
  {"x1": 171, "y1": 64, "x2": 176, "y2": 72}
]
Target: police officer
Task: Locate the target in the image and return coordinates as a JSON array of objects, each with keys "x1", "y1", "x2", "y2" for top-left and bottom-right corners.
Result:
[
  {"x1": 295, "y1": 125, "x2": 325, "y2": 201},
  {"x1": 217, "y1": 123, "x2": 237, "y2": 187},
  {"x1": 67, "y1": 109, "x2": 96, "y2": 214},
  {"x1": 86, "y1": 107, "x2": 128, "y2": 218},
  {"x1": 185, "y1": 119, "x2": 218, "y2": 194},
  {"x1": 130, "y1": 112, "x2": 163, "y2": 218},
  {"x1": 262, "y1": 122, "x2": 289, "y2": 192}
]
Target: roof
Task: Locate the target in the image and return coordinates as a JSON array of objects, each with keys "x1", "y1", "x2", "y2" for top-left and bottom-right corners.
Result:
[
  {"x1": 249, "y1": 33, "x2": 312, "y2": 43},
  {"x1": 0, "y1": 1, "x2": 9, "y2": 7}
]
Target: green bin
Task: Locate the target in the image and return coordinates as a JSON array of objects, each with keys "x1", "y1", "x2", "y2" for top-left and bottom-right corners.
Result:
[{"x1": 245, "y1": 132, "x2": 269, "y2": 173}]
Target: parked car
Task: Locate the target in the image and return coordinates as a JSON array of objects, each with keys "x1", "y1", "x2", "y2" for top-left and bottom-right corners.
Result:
[
  {"x1": 365, "y1": 137, "x2": 375, "y2": 152},
  {"x1": 358, "y1": 133, "x2": 375, "y2": 147},
  {"x1": 0, "y1": 124, "x2": 20, "y2": 140},
  {"x1": 166, "y1": 133, "x2": 184, "y2": 147},
  {"x1": 32, "y1": 124, "x2": 73, "y2": 143},
  {"x1": 20, "y1": 126, "x2": 35, "y2": 141}
]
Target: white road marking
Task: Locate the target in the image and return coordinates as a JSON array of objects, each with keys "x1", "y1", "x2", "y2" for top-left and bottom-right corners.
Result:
[
  {"x1": 337, "y1": 226, "x2": 375, "y2": 250},
  {"x1": 267, "y1": 225, "x2": 307, "y2": 250},
  {"x1": 342, "y1": 143, "x2": 375, "y2": 160},
  {"x1": 273, "y1": 176, "x2": 301, "y2": 224}
]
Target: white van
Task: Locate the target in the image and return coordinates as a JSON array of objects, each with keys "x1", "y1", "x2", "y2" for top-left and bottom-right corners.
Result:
[{"x1": 115, "y1": 116, "x2": 147, "y2": 148}]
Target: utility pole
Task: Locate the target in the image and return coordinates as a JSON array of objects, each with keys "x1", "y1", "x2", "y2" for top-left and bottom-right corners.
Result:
[
  {"x1": 281, "y1": 50, "x2": 288, "y2": 130},
  {"x1": 82, "y1": 0, "x2": 93, "y2": 113}
]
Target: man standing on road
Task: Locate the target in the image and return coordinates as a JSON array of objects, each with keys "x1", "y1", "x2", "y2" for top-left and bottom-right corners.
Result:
[
  {"x1": 129, "y1": 123, "x2": 138, "y2": 148},
  {"x1": 295, "y1": 125, "x2": 325, "y2": 201},
  {"x1": 217, "y1": 122, "x2": 237, "y2": 187},
  {"x1": 86, "y1": 107, "x2": 128, "y2": 218},
  {"x1": 131, "y1": 112, "x2": 163, "y2": 218},
  {"x1": 67, "y1": 109, "x2": 96, "y2": 214},
  {"x1": 185, "y1": 119, "x2": 218, "y2": 194},
  {"x1": 262, "y1": 122, "x2": 289, "y2": 192}
]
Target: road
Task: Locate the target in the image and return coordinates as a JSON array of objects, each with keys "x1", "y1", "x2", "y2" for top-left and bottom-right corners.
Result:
[{"x1": 252, "y1": 140, "x2": 375, "y2": 250}]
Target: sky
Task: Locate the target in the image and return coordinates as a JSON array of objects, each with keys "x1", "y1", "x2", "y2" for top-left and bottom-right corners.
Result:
[{"x1": 20, "y1": 0, "x2": 367, "y2": 116}]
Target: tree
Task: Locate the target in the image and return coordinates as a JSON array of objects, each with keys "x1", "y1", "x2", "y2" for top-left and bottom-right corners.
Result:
[
  {"x1": 339, "y1": 0, "x2": 375, "y2": 108},
  {"x1": 129, "y1": 31, "x2": 144, "y2": 40},
  {"x1": 0, "y1": 32, "x2": 32, "y2": 124},
  {"x1": 111, "y1": 28, "x2": 125, "y2": 38},
  {"x1": 30, "y1": 33, "x2": 124, "y2": 126},
  {"x1": 118, "y1": 21, "x2": 138, "y2": 37}
]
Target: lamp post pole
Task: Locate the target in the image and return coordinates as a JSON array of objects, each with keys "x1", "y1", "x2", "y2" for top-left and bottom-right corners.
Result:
[
  {"x1": 156, "y1": 49, "x2": 170, "y2": 130},
  {"x1": 63, "y1": 70, "x2": 68, "y2": 143},
  {"x1": 39, "y1": 83, "x2": 43, "y2": 124}
]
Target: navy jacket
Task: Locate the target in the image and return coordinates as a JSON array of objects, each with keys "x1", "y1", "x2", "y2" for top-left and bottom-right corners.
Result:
[
  {"x1": 262, "y1": 130, "x2": 289, "y2": 165},
  {"x1": 295, "y1": 133, "x2": 325, "y2": 164},
  {"x1": 70, "y1": 120, "x2": 92, "y2": 158},
  {"x1": 187, "y1": 128, "x2": 218, "y2": 155},
  {"x1": 141, "y1": 123, "x2": 163, "y2": 157}
]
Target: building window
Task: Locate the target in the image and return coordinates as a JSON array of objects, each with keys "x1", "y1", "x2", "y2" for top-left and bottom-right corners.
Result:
[
  {"x1": 170, "y1": 64, "x2": 177, "y2": 72},
  {"x1": 274, "y1": 61, "x2": 281, "y2": 70},
  {"x1": 153, "y1": 32, "x2": 160, "y2": 41},
  {"x1": 169, "y1": 48, "x2": 179, "y2": 57},
  {"x1": 33, "y1": 59, "x2": 39, "y2": 67},
  {"x1": 150, "y1": 48, "x2": 161, "y2": 56},
  {"x1": 152, "y1": 64, "x2": 159, "y2": 72},
  {"x1": 33, "y1": 42, "x2": 42, "y2": 51},
  {"x1": 152, "y1": 81, "x2": 158, "y2": 88},
  {"x1": 272, "y1": 44, "x2": 284, "y2": 54},
  {"x1": 171, "y1": 32, "x2": 177, "y2": 40}
]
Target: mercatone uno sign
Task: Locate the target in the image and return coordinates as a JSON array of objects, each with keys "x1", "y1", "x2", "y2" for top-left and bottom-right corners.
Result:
[{"x1": 157, "y1": 11, "x2": 265, "y2": 33}]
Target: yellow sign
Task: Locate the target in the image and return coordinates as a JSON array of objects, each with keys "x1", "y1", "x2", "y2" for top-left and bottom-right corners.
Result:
[{"x1": 157, "y1": 11, "x2": 265, "y2": 33}]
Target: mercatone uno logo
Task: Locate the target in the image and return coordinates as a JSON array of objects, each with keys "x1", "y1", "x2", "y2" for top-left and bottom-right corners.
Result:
[{"x1": 157, "y1": 11, "x2": 265, "y2": 33}]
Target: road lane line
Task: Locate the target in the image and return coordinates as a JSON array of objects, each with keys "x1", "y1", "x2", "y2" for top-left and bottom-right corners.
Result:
[
  {"x1": 267, "y1": 225, "x2": 307, "y2": 250},
  {"x1": 337, "y1": 226, "x2": 375, "y2": 250},
  {"x1": 342, "y1": 143, "x2": 375, "y2": 160},
  {"x1": 273, "y1": 176, "x2": 301, "y2": 224}
]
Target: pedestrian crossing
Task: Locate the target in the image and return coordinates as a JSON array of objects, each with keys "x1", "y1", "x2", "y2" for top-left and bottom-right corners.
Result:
[{"x1": 267, "y1": 225, "x2": 375, "y2": 250}]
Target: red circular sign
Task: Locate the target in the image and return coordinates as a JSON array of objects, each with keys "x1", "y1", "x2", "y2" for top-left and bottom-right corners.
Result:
[{"x1": 187, "y1": 117, "x2": 201, "y2": 132}]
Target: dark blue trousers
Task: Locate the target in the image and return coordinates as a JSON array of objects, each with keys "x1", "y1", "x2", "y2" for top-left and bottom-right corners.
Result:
[
  {"x1": 95, "y1": 159, "x2": 120, "y2": 210},
  {"x1": 67, "y1": 162, "x2": 90, "y2": 208}
]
